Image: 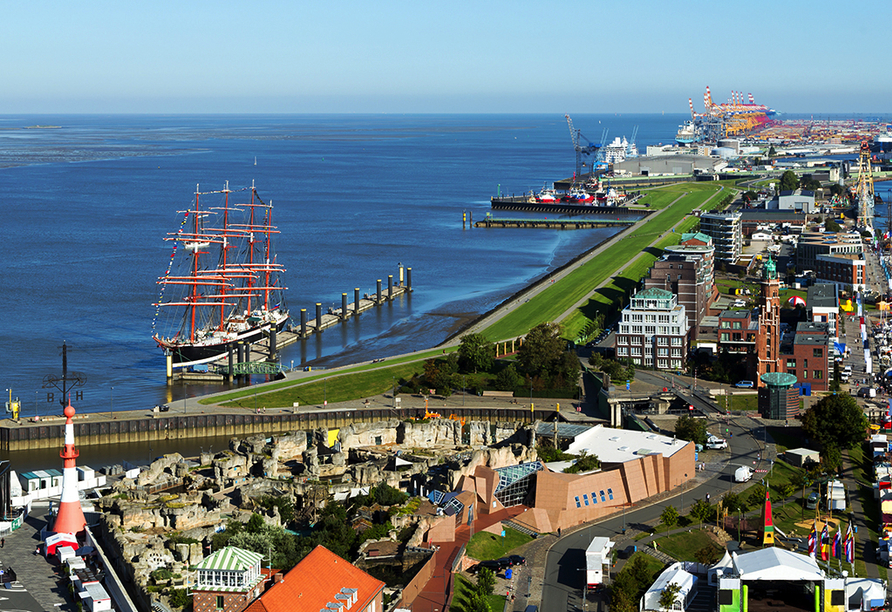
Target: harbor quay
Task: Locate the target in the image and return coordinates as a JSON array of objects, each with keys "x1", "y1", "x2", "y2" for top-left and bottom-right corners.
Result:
[{"x1": 0, "y1": 397, "x2": 563, "y2": 452}]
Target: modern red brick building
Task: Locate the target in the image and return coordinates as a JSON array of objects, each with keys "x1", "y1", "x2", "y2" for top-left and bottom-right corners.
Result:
[
  {"x1": 453, "y1": 425, "x2": 694, "y2": 533},
  {"x1": 815, "y1": 252, "x2": 866, "y2": 291}
]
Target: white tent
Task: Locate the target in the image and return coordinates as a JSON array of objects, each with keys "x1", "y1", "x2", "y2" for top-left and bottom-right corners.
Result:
[
  {"x1": 845, "y1": 578, "x2": 886, "y2": 610},
  {"x1": 732, "y1": 548, "x2": 824, "y2": 581},
  {"x1": 641, "y1": 562, "x2": 697, "y2": 612},
  {"x1": 708, "y1": 549, "x2": 734, "y2": 585}
]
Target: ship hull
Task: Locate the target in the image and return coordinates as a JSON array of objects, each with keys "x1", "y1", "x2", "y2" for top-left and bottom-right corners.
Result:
[{"x1": 157, "y1": 316, "x2": 289, "y2": 366}]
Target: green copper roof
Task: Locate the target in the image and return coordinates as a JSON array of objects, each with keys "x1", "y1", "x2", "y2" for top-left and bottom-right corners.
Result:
[
  {"x1": 760, "y1": 372, "x2": 797, "y2": 387},
  {"x1": 763, "y1": 255, "x2": 777, "y2": 280},
  {"x1": 635, "y1": 288, "x2": 674, "y2": 300},
  {"x1": 193, "y1": 546, "x2": 263, "y2": 571},
  {"x1": 681, "y1": 231, "x2": 712, "y2": 245}
]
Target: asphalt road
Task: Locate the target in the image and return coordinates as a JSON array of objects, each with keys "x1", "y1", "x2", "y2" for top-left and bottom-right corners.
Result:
[{"x1": 540, "y1": 414, "x2": 762, "y2": 612}]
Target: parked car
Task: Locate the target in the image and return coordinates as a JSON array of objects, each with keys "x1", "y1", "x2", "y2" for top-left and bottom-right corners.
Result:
[
  {"x1": 734, "y1": 380, "x2": 754, "y2": 388},
  {"x1": 806, "y1": 492, "x2": 818, "y2": 510},
  {"x1": 858, "y1": 387, "x2": 877, "y2": 398},
  {"x1": 470, "y1": 559, "x2": 503, "y2": 574},
  {"x1": 507, "y1": 555, "x2": 526, "y2": 566}
]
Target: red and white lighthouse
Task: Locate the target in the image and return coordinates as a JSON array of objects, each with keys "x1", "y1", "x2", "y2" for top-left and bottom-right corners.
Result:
[{"x1": 53, "y1": 400, "x2": 86, "y2": 535}]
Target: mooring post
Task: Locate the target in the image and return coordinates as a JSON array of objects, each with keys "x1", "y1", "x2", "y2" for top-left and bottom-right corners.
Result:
[
  {"x1": 316, "y1": 302, "x2": 323, "y2": 332},
  {"x1": 269, "y1": 326, "x2": 277, "y2": 361},
  {"x1": 354, "y1": 288, "x2": 361, "y2": 315},
  {"x1": 341, "y1": 293, "x2": 348, "y2": 321},
  {"x1": 377, "y1": 279, "x2": 382, "y2": 303},
  {"x1": 300, "y1": 308, "x2": 307, "y2": 338},
  {"x1": 399, "y1": 262, "x2": 404, "y2": 286},
  {"x1": 388, "y1": 275, "x2": 393, "y2": 299},
  {"x1": 407, "y1": 267, "x2": 412, "y2": 292}
]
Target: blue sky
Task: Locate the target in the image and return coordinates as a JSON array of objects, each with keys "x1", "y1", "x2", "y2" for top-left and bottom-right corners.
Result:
[{"x1": 2, "y1": 0, "x2": 888, "y2": 114}]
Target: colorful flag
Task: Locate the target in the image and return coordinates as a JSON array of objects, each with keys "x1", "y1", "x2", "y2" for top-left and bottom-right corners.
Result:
[
  {"x1": 807, "y1": 522, "x2": 817, "y2": 557},
  {"x1": 832, "y1": 528, "x2": 841, "y2": 558},
  {"x1": 845, "y1": 523, "x2": 854, "y2": 564},
  {"x1": 821, "y1": 523, "x2": 830, "y2": 561}
]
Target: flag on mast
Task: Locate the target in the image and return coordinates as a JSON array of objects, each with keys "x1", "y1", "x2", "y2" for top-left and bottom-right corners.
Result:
[
  {"x1": 807, "y1": 522, "x2": 817, "y2": 557},
  {"x1": 832, "y1": 528, "x2": 841, "y2": 558},
  {"x1": 820, "y1": 523, "x2": 830, "y2": 561},
  {"x1": 845, "y1": 523, "x2": 854, "y2": 564}
]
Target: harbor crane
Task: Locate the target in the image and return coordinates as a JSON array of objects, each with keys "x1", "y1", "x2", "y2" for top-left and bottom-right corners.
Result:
[{"x1": 565, "y1": 114, "x2": 599, "y2": 178}]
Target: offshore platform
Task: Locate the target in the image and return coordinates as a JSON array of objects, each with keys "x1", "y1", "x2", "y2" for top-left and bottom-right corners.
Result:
[{"x1": 677, "y1": 86, "x2": 777, "y2": 144}]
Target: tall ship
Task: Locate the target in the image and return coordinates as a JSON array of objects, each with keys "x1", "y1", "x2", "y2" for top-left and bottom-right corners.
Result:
[{"x1": 152, "y1": 182, "x2": 289, "y2": 365}]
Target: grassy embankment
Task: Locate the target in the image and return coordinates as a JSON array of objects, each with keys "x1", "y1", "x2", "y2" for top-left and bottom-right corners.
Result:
[
  {"x1": 203, "y1": 347, "x2": 456, "y2": 408},
  {"x1": 483, "y1": 182, "x2": 729, "y2": 343},
  {"x1": 206, "y1": 182, "x2": 729, "y2": 408}
]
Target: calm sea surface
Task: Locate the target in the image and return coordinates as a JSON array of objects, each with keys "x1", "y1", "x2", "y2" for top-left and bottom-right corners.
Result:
[{"x1": 0, "y1": 113, "x2": 684, "y2": 419}]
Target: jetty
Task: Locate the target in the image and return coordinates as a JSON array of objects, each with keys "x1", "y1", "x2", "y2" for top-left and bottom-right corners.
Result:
[
  {"x1": 170, "y1": 266, "x2": 413, "y2": 381},
  {"x1": 475, "y1": 216, "x2": 635, "y2": 230}
]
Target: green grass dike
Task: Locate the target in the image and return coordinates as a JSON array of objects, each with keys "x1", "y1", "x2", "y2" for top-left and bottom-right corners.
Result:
[
  {"x1": 465, "y1": 527, "x2": 534, "y2": 561},
  {"x1": 482, "y1": 182, "x2": 732, "y2": 343}
]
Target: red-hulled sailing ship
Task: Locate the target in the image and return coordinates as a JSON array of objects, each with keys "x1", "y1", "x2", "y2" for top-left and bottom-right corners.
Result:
[{"x1": 152, "y1": 182, "x2": 289, "y2": 366}]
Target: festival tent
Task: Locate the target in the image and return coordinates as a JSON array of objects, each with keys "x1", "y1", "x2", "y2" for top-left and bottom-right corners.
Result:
[
  {"x1": 640, "y1": 562, "x2": 697, "y2": 612},
  {"x1": 708, "y1": 549, "x2": 734, "y2": 585},
  {"x1": 732, "y1": 548, "x2": 823, "y2": 581},
  {"x1": 45, "y1": 531, "x2": 79, "y2": 556}
]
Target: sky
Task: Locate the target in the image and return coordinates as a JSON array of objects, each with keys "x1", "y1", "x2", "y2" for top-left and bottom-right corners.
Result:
[{"x1": 1, "y1": 0, "x2": 889, "y2": 115}]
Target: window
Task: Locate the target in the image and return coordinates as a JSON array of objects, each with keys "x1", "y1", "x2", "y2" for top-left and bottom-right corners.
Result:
[
  {"x1": 786, "y1": 360, "x2": 796, "y2": 368},
  {"x1": 617, "y1": 347, "x2": 628, "y2": 357},
  {"x1": 631, "y1": 335, "x2": 642, "y2": 345},
  {"x1": 617, "y1": 335, "x2": 627, "y2": 345},
  {"x1": 607, "y1": 488, "x2": 614, "y2": 500},
  {"x1": 583, "y1": 494, "x2": 589, "y2": 506},
  {"x1": 631, "y1": 347, "x2": 642, "y2": 356},
  {"x1": 672, "y1": 337, "x2": 682, "y2": 346},
  {"x1": 599, "y1": 490, "x2": 606, "y2": 502},
  {"x1": 671, "y1": 348, "x2": 681, "y2": 357},
  {"x1": 658, "y1": 359, "x2": 668, "y2": 368},
  {"x1": 813, "y1": 370, "x2": 823, "y2": 380},
  {"x1": 645, "y1": 325, "x2": 656, "y2": 334},
  {"x1": 813, "y1": 348, "x2": 823, "y2": 357},
  {"x1": 721, "y1": 321, "x2": 730, "y2": 329},
  {"x1": 658, "y1": 348, "x2": 668, "y2": 357},
  {"x1": 216, "y1": 596, "x2": 225, "y2": 610},
  {"x1": 804, "y1": 359, "x2": 808, "y2": 369},
  {"x1": 591, "y1": 492, "x2": 598, "y2": 504},
  {"x1": 575, "y1": 496, "x2": 581, "y2": 508},
  {"x1": 658, "y1": 336, "x2": 669, "y2": 346},
  {"x1": 733, "y1": 321, "x2": 741, "y2": 329}
]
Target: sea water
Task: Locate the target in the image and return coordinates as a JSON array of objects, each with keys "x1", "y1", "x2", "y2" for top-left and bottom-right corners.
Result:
[{"x1": 0, "y1": 113, "x2": 684, "y2": 415}]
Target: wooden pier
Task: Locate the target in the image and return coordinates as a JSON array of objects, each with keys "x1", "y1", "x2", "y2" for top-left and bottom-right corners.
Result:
[
  {"x1": 171, "y1": 266, "x2": 413, "y2": 380},
  {"x1": 489, "y1": 196, "x2": 650, "y2": 216}
]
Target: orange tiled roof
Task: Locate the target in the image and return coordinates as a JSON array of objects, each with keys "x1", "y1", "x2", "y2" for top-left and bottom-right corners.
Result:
[{"x1": 246, "y1": 545, "x2": 384, "y2": 612}]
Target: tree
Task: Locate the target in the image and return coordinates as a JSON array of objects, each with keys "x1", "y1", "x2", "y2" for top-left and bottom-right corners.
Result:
[
  {"x1": 169, "y1": 589, "x2": 191, "y2": 609},
  {"x1": 722, "y1": 492, "x2": 745, "y2": 513},
  {"x1": 466, "y1": 590, "x2": 491, "y2": 612},
  {"x1": 658, "y1": 582, "x2": 683, "y2": 610},
  {"x1": 494, "y1": 363, "x2": 522, "y2": 391},
  {"x1": 825, "y1": 218, "x2": 841, "y2": 233},
  {"x1": 458, "y1": 333, "x2": 494, "y2": 374},
  {"x1": 476, "y1": 567, "x2": 496, "y2": 597},
  {"x1": 517, "y1": 322, "x2": 565, "y2": 376},
  {"x1": 675, "y1": 414, "x2": 708, "y2": 446},
  {"x1": 690, "y1": 498, "x2": 714, "y2": 528},
  {"x1": 695, "y1": 545, "x2": 720, "y2": 565},
  {"x1": 660, "y1": 505, "x2": 679, "y2": 534},
  {"x1": 830, "y1": 361, "x2": 841, "y2": 392},
  {"x1": 768, "y1": 145, "x2": 777, "y2": 158},
  {"x1": 779, "y1": 170, "x2": 799, "y2": 192},
  {"x1": 801, "y1": 393, "x2": 868, "y2": 451}
]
